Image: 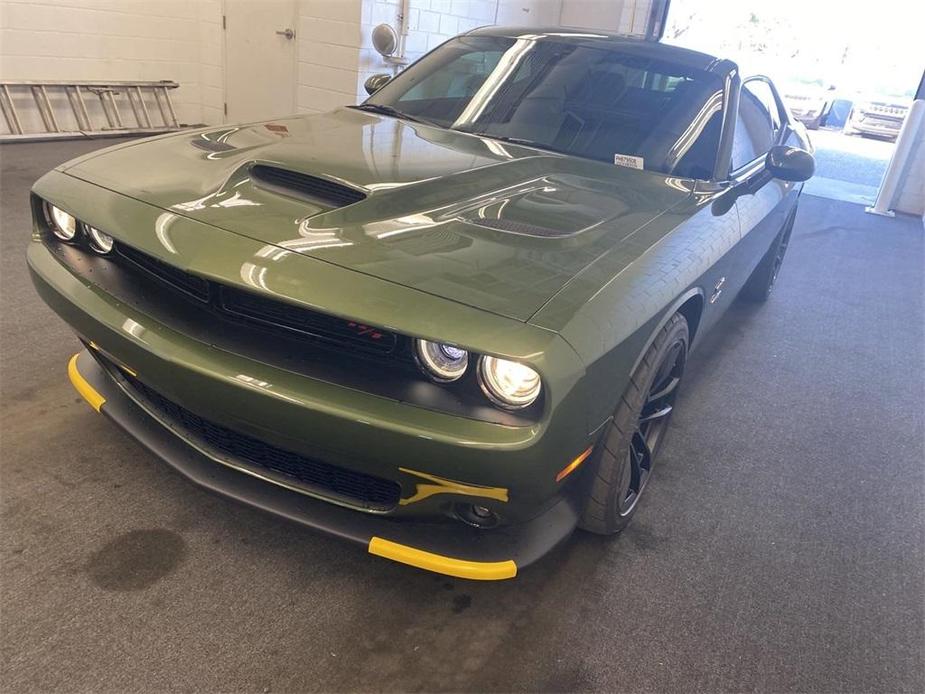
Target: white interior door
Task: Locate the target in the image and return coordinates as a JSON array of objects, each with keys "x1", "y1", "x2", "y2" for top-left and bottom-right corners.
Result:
[{"x1": 223, "y1": 0, "x2": 297, "y2": 123}]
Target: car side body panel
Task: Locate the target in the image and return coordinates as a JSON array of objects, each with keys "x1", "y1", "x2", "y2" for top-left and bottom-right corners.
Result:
[{"x1": 534, "y1": 187, "x2": 743, "y2": 430}]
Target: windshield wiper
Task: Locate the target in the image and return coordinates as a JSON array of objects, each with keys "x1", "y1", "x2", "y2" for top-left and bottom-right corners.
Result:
[
  {"x1": 464, "y1": 132, "x2": 567, "y2": 156},
  {"x1": 350, "y1": 103, "x2": 435, "y2": 126}
]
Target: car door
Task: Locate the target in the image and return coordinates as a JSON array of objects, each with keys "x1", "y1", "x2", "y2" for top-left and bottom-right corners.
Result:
[{"x1": 731, "y1": 78, "x2": 799, "y2": 284}]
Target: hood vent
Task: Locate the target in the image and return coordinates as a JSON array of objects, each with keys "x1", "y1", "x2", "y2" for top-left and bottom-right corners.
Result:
[
  {"x1": 471, "y1": 217, "x2": 573, "y2": 238},
  {"x1": 250, "y1": 165, "x2": 366, "y2": 208}
]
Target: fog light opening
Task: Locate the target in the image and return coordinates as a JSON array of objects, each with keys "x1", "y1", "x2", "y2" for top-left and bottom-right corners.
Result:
[{"x1": 455, "y1": 503, "x2": 500, "y2": 529}]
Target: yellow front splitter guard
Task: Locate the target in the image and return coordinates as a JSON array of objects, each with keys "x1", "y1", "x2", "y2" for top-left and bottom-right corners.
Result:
[
  {"x1": 368, "y1": 537, "x2": 517, "y2": 580},
  {"x1": 68, "y1": 353, "x2": 105, "y2": 412}
]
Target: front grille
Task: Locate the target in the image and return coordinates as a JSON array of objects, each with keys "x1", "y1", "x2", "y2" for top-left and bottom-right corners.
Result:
[
  {"x1": 862, "y1": 114, "x2": 903, "y2": 125},
  {"x1": 112, "y1": 242, "x2": 401, "y2": 357},
  {"x1": 250, "y1": 165, "x2": 367, "y2": 208},
  {"x1": 868, "y1": 105, "x2": 905, "y2": 117},
  {"x1": 122, "y1": 372, "x2": 402, "y2": 511},
  {"x1": 220, "y1": 285, "x2": 398, "y2": 355},
  {"x1": 117, "y1": 243, "x2": 211, "y2": 302}
]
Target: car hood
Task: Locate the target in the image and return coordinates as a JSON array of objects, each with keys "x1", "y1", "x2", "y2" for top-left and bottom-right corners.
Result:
[{"x1": 63, "y1": 108, "x2": 691, "y2": 321}]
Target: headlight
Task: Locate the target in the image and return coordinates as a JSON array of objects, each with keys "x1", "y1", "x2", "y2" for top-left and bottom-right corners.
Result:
[
  {"x1": 478, "y1": 356, "x2": 541, "y2": 409},
  {"x1": 46, "y1": 203, "x2": 77, "y2": 241},
  {"x1": 86, "y1": 225, "x2": 114, "y2": 254},
  {"x1": 415, "y1": 339, "x2": 468, "y2": 382}
]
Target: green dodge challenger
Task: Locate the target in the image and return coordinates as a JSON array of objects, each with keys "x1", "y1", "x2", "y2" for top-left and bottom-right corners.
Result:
[{"x1": 28, "y1": 29, "x2": 813, "y2": 580}]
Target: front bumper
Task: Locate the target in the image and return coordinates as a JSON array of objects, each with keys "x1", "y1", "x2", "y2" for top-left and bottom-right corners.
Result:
[
  {"x1": 789, "y1": 104, "x2": 824, "y2": 122},
  {"x1": 28, "y1": 214, "x2": 595, "y2": 578},
  {"x1": 68, "y1": 348, "x2": 579, "y2": 579}
]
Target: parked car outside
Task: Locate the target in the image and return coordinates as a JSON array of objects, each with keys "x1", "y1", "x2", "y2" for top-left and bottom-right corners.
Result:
[
  {"x1": 28, "y1": 28, "x2": 814, "y2": 580},
  {"x1": 783, "y1": 80, "x2": 837, "y2": 129},
  {"x1": 844, "y1": 94, "x2": 912, "y2": 140}
]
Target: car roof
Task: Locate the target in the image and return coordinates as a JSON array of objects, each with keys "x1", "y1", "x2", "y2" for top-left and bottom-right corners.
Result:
[{"x1": 465, "y1": 26, "x2": 734, "y2": 75}]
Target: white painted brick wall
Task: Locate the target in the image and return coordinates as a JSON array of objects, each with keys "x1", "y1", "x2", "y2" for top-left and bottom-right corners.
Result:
[
  {"x1": 296, "y1": 0, "x2": 364, "y2": 114},
  {"x1": 0, "y1": 0, "x2": 224, "y2": 129},
  {"x1": 0, "y1": 0, "x2": 659, "y2": 130},
  {"x1": 196, "y1": 0, "x2": 225, "y2": 126},
  {"x1": 559, "y1": 0, "x2": 651, "y2": 33}
]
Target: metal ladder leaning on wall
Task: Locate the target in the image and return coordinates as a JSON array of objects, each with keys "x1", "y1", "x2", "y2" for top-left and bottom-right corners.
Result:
[{"x1": 0, "y1": 80, "x2": 185, "y2": 142}]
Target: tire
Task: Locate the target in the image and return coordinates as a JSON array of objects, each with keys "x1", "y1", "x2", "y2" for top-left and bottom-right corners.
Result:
[
  {"x1": 740, "y1": 205, "x2": 797, "y2": 303},
  {"x1": 579, "y1": 312, "x2": 689, "y2": 535}
]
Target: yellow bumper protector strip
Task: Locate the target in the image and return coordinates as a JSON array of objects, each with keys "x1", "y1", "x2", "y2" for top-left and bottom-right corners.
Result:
[
  {"x1": 68, "y1": 353, "x2": 105, "y2": 412},
  {"x1": 368, "y1": 537, "x2": 517, "y2": 580},
  {"x1": 398, "y1": 467, "x2": 509, "y2": 506}
]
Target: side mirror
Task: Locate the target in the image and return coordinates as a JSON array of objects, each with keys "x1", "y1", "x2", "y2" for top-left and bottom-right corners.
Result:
[
  {"x1": 364, "y1": 73, "x2": 392, "y2": 96},
  {"x1": 766, "y1": 145, "x2": 815, "y2": 182}
]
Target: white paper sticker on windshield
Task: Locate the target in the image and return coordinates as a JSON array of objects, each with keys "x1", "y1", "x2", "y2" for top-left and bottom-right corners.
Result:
[{"x1": 614, "y1": 154, "x2": 644, "y2": 170}]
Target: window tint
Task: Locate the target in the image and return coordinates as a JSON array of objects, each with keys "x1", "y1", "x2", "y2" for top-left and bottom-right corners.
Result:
[
  {"x1": 732, "y1": 80, "x2": 780, "y2": 169},
  {"x1": 365, "y1": 36, "x2": 725, "y2": 178},
  {"x1": 401, "y1": 49, "x2": 505, "y2": 101},
  {"x1": 746, "y1": 80, "x2": 782, "y2": 133}
]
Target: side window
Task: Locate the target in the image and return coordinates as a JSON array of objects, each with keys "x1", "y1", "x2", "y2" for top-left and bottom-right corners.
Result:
[
  {"x1": 747, "y1": 79, "x2": 782, "y2": 133},
  {"x1": 732, "y1": 79, "x2": 780, "y2": 169}
]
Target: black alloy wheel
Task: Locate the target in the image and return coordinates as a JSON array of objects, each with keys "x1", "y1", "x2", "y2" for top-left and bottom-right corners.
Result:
[
  {"x1": 579, "y1": 312, "x2": 689, "y2": 535},
  {"x1": 741, "y1": 204, "x2": 798, "y2": 303},
  {"x1": 617, "y1": 333, "x2": 686, "y2": 515},
  {"x1": 768, "y1": 221, "x2": 792, "y2": 294}
]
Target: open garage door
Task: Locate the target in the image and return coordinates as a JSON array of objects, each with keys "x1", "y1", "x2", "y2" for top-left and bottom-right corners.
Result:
[{"x1": 661, "y1": 0, "x2": 924, "y2": 213}]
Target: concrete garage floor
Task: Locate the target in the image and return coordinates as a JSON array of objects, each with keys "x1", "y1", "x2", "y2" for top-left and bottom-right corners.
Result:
[{"x1": 1, "y1": 139, "x2": 923, "y2": 693}]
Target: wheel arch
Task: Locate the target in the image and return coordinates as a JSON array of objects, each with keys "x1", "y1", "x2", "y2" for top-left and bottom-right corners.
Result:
[
  {"x1": 628, "y1": 287, "x2": 705, "y2": 377},
  {"x1": 562, "y1": 287, "x2": 707, "y2": 436},
  {"x1": 676, "y1": 293, "x2": 705, "y2": 346}
]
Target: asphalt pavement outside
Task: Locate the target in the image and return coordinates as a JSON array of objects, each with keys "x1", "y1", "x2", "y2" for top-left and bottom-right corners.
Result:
[
  {"x1": 802, "y1": 128, "x2": 894, "y2": 205},
  {"x1": 1, "y1": 137, "x2": 923, "y2": 692}
]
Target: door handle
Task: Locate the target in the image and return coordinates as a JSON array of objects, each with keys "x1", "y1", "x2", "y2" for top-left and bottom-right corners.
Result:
[{"x1": 276, "y1": 28, "x2": 295, "y2": 40}]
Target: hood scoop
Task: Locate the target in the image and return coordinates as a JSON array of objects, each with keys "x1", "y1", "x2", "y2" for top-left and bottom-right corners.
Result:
[{"x1": 250, "y1": 165, "x2": 367, "y2": 209}]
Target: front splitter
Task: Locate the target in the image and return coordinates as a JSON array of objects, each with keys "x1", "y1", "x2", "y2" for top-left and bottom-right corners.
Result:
[{"x1": 67, "y1": 349, "x2": 579, "y2": 580}]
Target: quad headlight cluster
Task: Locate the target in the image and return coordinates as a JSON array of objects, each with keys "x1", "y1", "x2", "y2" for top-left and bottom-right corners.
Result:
[
  {"x1": 44, "y1": 202, "x2": 114, "y2": 255},
  {"x1": 414, "y1": 338, "x2": 542, "y2": 410}
]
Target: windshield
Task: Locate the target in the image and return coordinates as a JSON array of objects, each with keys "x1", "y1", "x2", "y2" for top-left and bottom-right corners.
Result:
[{"x1": 363, "y1": 36, "x2": 726, "y2": 179}]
